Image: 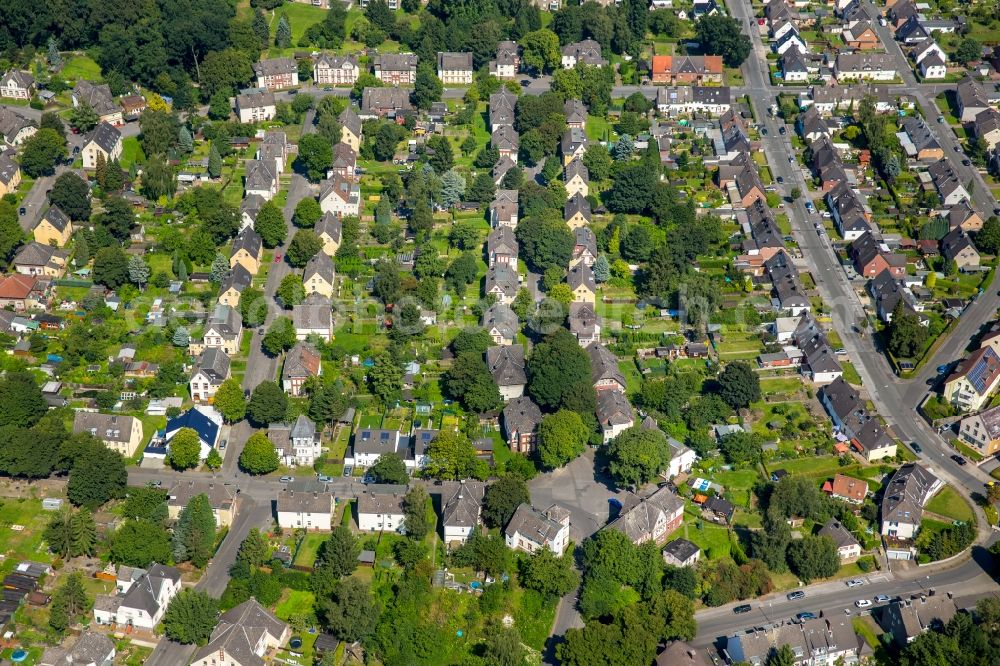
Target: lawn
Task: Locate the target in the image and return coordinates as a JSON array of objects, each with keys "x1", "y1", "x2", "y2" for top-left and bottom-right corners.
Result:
[
  {"x1": 924, "y1": 485, "x2": 974, "y2": 523},
  {"x1": 585, "y1": 114, "x2": 615, "y2": 143},
  {"x1": 758, "y1": 376, "x2": 802, "y2": 396},
  {"x1": 61, "y1": 54, "x2": 102, "y2": 81},
  {"x1": 271, "y1": 3, "x2": 328, "y2": 44},
  {"x1": 0, "y1": 498, "x2": 54, "y2": 575},
  {"x1": 275, "y1": 589, "x2": 315, "y2": 621},
  {"x1": 772, "y1": 456, "x2": 857, "y2": 480},
  {"x1": 713, "y1": 468, "x2": 761, "y2": 491},
  {"x1": 293, "y1": 532, "x2": 328, "y2": 567},
  {"x1": 671, "y1": 518, "x2": 731, "y2": 559},
  {"x1": 841, "y1": 361, "x2": 863, "y2": 385},
  {"x1": 119, "y1": 137, "x2": 145, "y2": 170}
]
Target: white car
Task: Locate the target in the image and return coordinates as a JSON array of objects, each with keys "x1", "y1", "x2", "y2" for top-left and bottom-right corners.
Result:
[
  {"x1": 855, "y1": 599, "x2": 872, "y2": 609},
  {"x1": 846, "y1": 579, "x2": 865, "y2": 588}
]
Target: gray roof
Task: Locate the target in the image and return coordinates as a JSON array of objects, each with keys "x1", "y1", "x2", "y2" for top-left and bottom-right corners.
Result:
[
  {"x1": 236, "y1": 90, "x2": 276, "y2": 110},
  {"x1": 244, "y1": 159, "x2": 277, "y2": 192},
  {"x1": 196, "y1": 348, "x2": 231, "y2": 382},
  {"x1": 0, "y1": 107, "x2": 34, "y2": 144},
  {"x1": 206, "y1": 303, "x2": 243, "y2": 338},
  {"x1": 276, "y1": 490, "x2": 332, "y2": 514},
  {"x1": 485, "y1": 264, "x2": 519, "y2": 298},
  {"x1": 819, "y1": 376, "x2": 864, "y2": 425},
  {"x1": 596, "y1": 390, "x2": 633, "y2": 428},
  {"x1": 817, "y1": 518, "x2": 860, "y2": 550},
  {"x1": 72, "y1": 411, "x2": 138, "y2": 444},
  {"x1": 567, "y1": 263, "x2": 596, "y2": 293},
  {"x1": 662, "y1": 538, "x2": 700, "y2": 563},
  {"x1": 38, "y1": 205, "x2": 71, "y2": 232},
  {"x1": 569, "y1": 302, "x2": 599, "y2": 337},
  {"x1": 1, "y1": 69, "x2": 34, "y2": 90},
  {"x1": 438, "y1": 52, "x2": 473, "y2": 71},
  {"x1": 240, "y1": 194, "x2": 266, "y2": 221},
  {"x1": 565, "y1": 158, "x2": 589, "y2": 183},
  {"x1": 505, "y1": 503, "x2": 567, "y2": 544},
  {"x1": 316, "y1": 211, "x2": 343, "y2": 244},
  {"x1": 503, "y1": 396, "x2": 542, "y2": 435},
  {"x1": 84, "y1": 122, "x2": 121, "y2": 154},
  {"x1": 487, "y1": 226, "x2": 518, "y2": 258},
  {"x1": 491, "y1": 124, "x2": 519, "y2": 152},
  {"x1": 293, "y1": 295, "x2": 332, "y2": 331},
  {"x1": 564, "y1": 99, "x2": 588, "y2": 126},
  {"x1": 561, "y1": 127, "x2": 588, "y2": 158},
  {"x1": 121, "y1": 564, "x2": 180, "y2": 616},
  {"x1": 254, "y1": 57, "x2": 296, "y2": 77},
  {"x1": 339, "y1": 105, "x2": 363, "y2": 138},
  {"x1": 881, "y1": 463, "x2": 939, "y2": 527},
  {"x1": 353, "y1": 429, "x2": 400, "y2": 455},
  {"x1": 901, "y1": 115, "x2": 941, "y2": 153},
  {"x1": 220, "y1": 263, "x2": 253, "y2": 295},
  {"x1": 357, "y1": 483, "x2": 407, "y2": 515},
  {"x1": 573, "y1": 226, "x2": 597, "y2": 258},
  {"x1": 0, "y1": 150, "x2": 18, "y2": 186},
  {"x1": 304, "y1": 251, "x2": 335, "y2": 285},
  {"x1": 167, "y1": 480, "x2": 235, "y2": 511},
  {"x1": 565, "y1": 192, "x2": 591, "y2": 222},
  {"x1": 560, "y1": 39, "x2": 606, "y2": 65},
  {"x1": 486, "y1": 344, "x2": 527, "y2": 387},
  {"x1": 42, "y1": 631, "x2": 115, "y2": 666},
  {"x1": 232, "y1": 227, "x2": 263, "y2": 259},
  {"x1": 14, "y1": 241, "x2": 67, "y2": 267},
  {"x1": 441, "y1": 481, "x2": 485, "y2": 530},
  {"x1": 73, "y1": 80, "x2": 117, "y2": 115},
  {"x1": 361, "y1": 87, "x2": 413, "y2": 113},
  {"x1": 588, "y1": 343, "x2": 625, "y2": 388},
  {"x1": 332, "y1": 142, "x2": 357, "y2": 171},
  {"x1": 765, "y1": 251, "x2": 810, "y2": 309},
  {"x1": 192, "y1": 598, "x2": 288, "y2": 666},
  {"x1": 374, "y1": 53, "x2": 419, "y2": 72},
  {"x1": 606, "y1": 486, "x2": 684, "y2": 543},
  {"x1": 928, "y1": 158, "x2": 966, "y2": 200},
  {"x1": 482, "y1": 303, "x2": 518, "y2": 340}
]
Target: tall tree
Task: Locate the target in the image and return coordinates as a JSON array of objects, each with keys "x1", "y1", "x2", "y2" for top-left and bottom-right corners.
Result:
[
  {"x1": 402, "y1": 484, "x2": 430, "y2": 540},
  {"x1": 254, "y1": 201, "x2": 287, "y2": 248},
  {"x1": 168, "y1": 428, "x2": 202, "y2": 470},
  {"x1": 605, "y1": 427, "x2": 672, "y2": 489},
  {"x1": 240, "y1": 432, "x2": 280, "y2": 474},
  {"x1": 538, "y1": 410, "x2": 590, "y2": 469},
  {"x1": 716, "y1": 361, "x2": 761, "y2": 409},
  {"x1": 49, "y1": 172, "x2": 92, "y2": 220},
  {"x1": 247, "y1": 381, "x2": 288, "y2": 425},
  {"x1": 163, "y1": 590, "x2": 219, "y2": 645},
  {"x1": 275, "y1": 15, "x2": 292, "y2": 48},
  {"x1": 173, "y1": 493, "x2": 217, "y2": 567},
  {"x1": 49, "y1": 573, "x2": 89, "y2": 633},
  {"x1": 482, "y1": 473, "x2": 530, "y2": 528}
]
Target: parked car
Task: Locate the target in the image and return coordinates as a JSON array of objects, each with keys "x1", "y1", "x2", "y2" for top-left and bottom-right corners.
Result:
[
  {"x1": 219, "y1": 439, "x2": 227, "y2": 451},
  {"x1": 855, "y1": 599, "x2": 872, "y2": 609},
  {"x1": 963, "y1": 159, "x2": 972, "y2": 166},
  {"x1": 911, "y1": 442, "x2": 922, "y2": 454},
  {"x1": 779, "y1": 126, "x2": 786, "y2": 135},
  {"x1": 796, "y1": 612, "x2": 817, "y2": 622},
  {"x1": 761, "y1": 128, "x2": 768, "y2": 135},
  {"x1": 274, "y1": 253, "x2": 282, "y2": 263},
  {"x1": 317, "y1": 474, "x2": 333, "y2": 482},
  {"x1": 951, "y1": 454, "x2": 967, "y2": 466},
  {"x1": 937, "y1": 115, "x2": 945, "y2": 123},
  {"x1": 776, "y1": 176, "x2": 784, "y2": 184},
  {"x1": 279, "y1": 476, "x2": 294, "y2": 483},
  {"x1": 18, "y1": 207, "x2": 25, "y2": 215},
  {"x1": 787, "y1": 591, "x2": 805, "y2": 601},
  {"x1": 734, "y1": 604, "x2": 752, "y2": 614},
  {"x1": 874, "y1": 595, "x2": 891, "y2": 604},
  {"x1": 847, "y1": 579, "x2": 865, "y2": 588}
]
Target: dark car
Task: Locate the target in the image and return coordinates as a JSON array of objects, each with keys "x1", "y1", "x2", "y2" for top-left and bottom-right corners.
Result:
[
  {"x1": 734, "y1": 604, "x2": 752, "y2": 614},
  {"x1": 951, "y1": 454, "x2": 967, "y2": 465},
  {"x1": 18, "y1": 207, "x2": 25, "y2": 216},
  {"x1": 911, "y1": 442, "x2": 922, "y2": 454},
  {"x1": 761, "y1": 128, "x2": 768, "y2": 135},
  {"x1": 796, "y1": 612, "x2": 817, "y2": 622},
  {"x1": 779, "y1": 126, "x2": 786, "y2": 135},
  {"x1": 962, "y1": 159, "x2": 971, "y2": 166},
  {"x1": 776, "y1": 176, "x2": 784, "y2": 184}
]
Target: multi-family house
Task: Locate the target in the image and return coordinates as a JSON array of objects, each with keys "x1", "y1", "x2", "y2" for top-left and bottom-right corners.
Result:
[
  {"x1": 489, "y1": 189, "x2": 519, "y2": 228},
  {"x1": 561, "y1": 40, "x2": 607, "y2": 68},
  {"x1": 484, "y1": 264, "x2": 519, "y2": 304},
  {"x1": 319, "y1": 174, "x2": 361, "y2": 217},
  {"x1": 483, "y1": 302, "x2": 518, "y2": 346},
  {"x1": 973, "y1": 108, "x2": 1000, "y2": 151},
  {"x1": 879, "y1": 596, "x2": 959, "y2": 646},
  {"x1": 561, "y1": 127, "x2": 588, "y2": 166},
  {"x1": 329, "y1": 143, "x2": 357, "y2": 180},
  {"x1": 765, "y1": 251, "x2": 811, "y2": 315},
  {"x1": 569, "y1": 302, "x2": 601, "y2": 347},
  {"x1": 166, "y1": 480, "x2": 236, "y2": 527},
  {"x1": 0, "y1": 150, "x2": 21, "y2": 199},
  {"x1": 293, "y1": 294, "x2": 333, "y2": 341},
  {"x1": 93, "y1": 564, "x2": 181, "y2": 630},
  {"x1": 487, "y1": 344, "x2": 527, "y2": 400},
  {"x1": 880, "y1": 463, "x2": 943, "y2": 542},
  {"x1": 240, "y1": 194, "x2": 265, "y2": 231},
  {"x1": 313, "y1": 54, "x2": 360, "y2": 86},
  {"x1": 956, "y1": 76, "x2": 989, "y2": 123},
  {"x1": 946, "y1": 200, "x2": 983, "y2": 232},
  {"x1": 504, "y1": 504, "x2": 571, "y2": 556},
  {"x1": 567, "y1": 263, "x2": 596, "y2": 304},
  {"x1": 269, "y1": 415, "x2": 323, "y2": 467},
  {"x1": 940, "y1": 227, "x2": 980, "y2": 269},
  {"x1": 82, "y1": 122, "x2": 123, "y2": 170},
  {"x1": 842, "y1": 20, "x2": 880, "y2": 49},
  {"x1": 0, "y1": 70, "x2": 34, "y2": 100},
  {"x1": 596, "y1": 390, "x2": 634, "y2": 442},
  {"x1": 563, "y1": 99, "x2": 587, "y2": 130},
  {"x1": 373, "y1": 53, "x2": 418, "y2": 85},
  {"x1": 564, "y1": 158, "x2": 589, "y2": 199},
  {"x1": 0, "y1": 274, "x2": 44, "y2": 311},
  {"x1": 650, "y1": 55, "x2": 724, "y2": 84},
  {"x1": 277, "y1": 491, "x2": 333, "y2": 531},
  {"x1": 726, "y1": 617, "x2": 863, "y2": 666},
  {"x1": 437, "y1": 52, "x2": 474, "y2": 84},
  {"x1": 72, "y1": 412, "x2": 144, "y2": 458},
  {"x1": 834, "y1": 52, "x2": 897, "y2": 81},
  {"x1": 72, "y1": 81, "x2": 122, "y2": 125},
  {"x1": 899, "y1": 115, "x2": 944, "y2": 161},
  {"x1": 244, "y1": 159, "x2": 278, "y2": 200},
  {"x1": 303, "y1": 251, "x2": 336, "y2": 298},
  {"x1": 818, "y1": 518, "x2": 862, "y2": 562},
  {"x1": 236, "y1": 91, "x2": 277, "y2": 124},
  {"x1": 13, "y1": 242, "x2": 68, "y2": 278},
  {"x1": 190, "y1": 304, "x2": 243, "y2": 356},
  {"x1": 503, "y1": 396, "x2": 542, "y2": 453},
  {"x1": 40, "y1": 631, "x2": 115, "y2": 666},
  {"x1": 315, "y1": 212, "x2": 343, "y2": 256},
  {"x1": 489, "y1": 41, "x2": 520, "y2": 79},
  {"x1": 571, "y1": 226, "x2": 598, "y2": 267},
  {"x1": 218, "y1": 264, "x2": 252, "y2": 307},
  {"x1": 441, "y1": 481, "x2": 485, "y2": 545},
  {"x1": 827, "y1": 182, "x2": 873, "y2": 240},
  {"x1": 189, "y1": 348, "x2": 231, "y2": 402},
  {"x1": 928, "y1": 158, "x2": 970, "y2": 206},
  {"x1": 32, "y1": 206, "x2": 73, "y2": 247},
  {"x1": 230, "y1": 228, "x2": 263, "y2": 275},
  {"x1": 606, "y1": 487, "x2": 684, "y2": 545},
  {"x1": 282, "y1": 342, "x2": 321, "y2": 396},
  {"x1": 190, "y1": 599, "x2": 290, "y2": 666},
  {"x1": 957, "y1": 403, "x2": 1000, "y2": 457},
  {"x1": 257, "y1": 131, "x2": 291, "y2": 175},
  {"x1": 589, "y1": 343, "x2": 626, "y2": 392},
  {"x1": 848, "y1": 231, "x2": 907, "y2": 279},
  {"x1": 347, "y1": 428, "x2": 402, "y2": 468},
  {"x1": 0, "y1": 107, "x2": 36, "y2": 147},
  {"x1": 253, "y1": 58, "x2": 298, "y2": 90},
  {"x1": 491, "y1": 124, "x2": 519, "y2": 163},
  {"x1": 339, "y1": 105, "x2": 363, "y2": 151},
  {"x1": 943, "y1": 346, "x2": 1000, "y2": 412},
  {"x1": 486, "y1": 226, "x2": 519, "y2": 269},
  {"x1": 564, "y1": 191, "x2": 591, "y2": 228},
  {"x1": 357, "y1": 484, "x2": 407, "y2": 532},
  {"x1": 489, "y1": 90, "x2": 517, "y2": 131}
]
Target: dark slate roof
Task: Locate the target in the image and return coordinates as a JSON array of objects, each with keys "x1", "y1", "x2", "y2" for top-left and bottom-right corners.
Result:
[
  {"x1": 84, "y1": 122, "x2": 121, "y2": 154},
  {"x1": 503, "y1": 396, "x2": 542, "y2": 434},
  {"x1": 486, "y1": 344, "x2": 527, "y2": 387}
]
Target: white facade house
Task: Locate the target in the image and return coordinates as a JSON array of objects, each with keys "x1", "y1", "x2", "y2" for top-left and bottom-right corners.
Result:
[
  {"x1": 441, "y1": 481, "x2": 485, "y2": 545},
  {"x1": 880, "y1": 463, "x2": 943, "y2": 541},
  {"x1": 357, "y1": 484, "x2": 407, "y2": 533},
  {"x1": 276, "y1": 491, "x2": 333, "y2": 531},
  {"x1": 93, "y1": 565, "x2": 181, "y2": 630},
  {"x1": 504, "y1": 504, "x2": 571, "y2": 556},
  {"x1": 235, "y1": 92, "x2": 277, "y2": 124}
]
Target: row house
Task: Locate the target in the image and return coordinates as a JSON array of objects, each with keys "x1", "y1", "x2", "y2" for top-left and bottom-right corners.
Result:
[
  {"x1": 571, "y1": 226, "x2": 598, "y2": 267},
  {"x1": 489, "y1": 189, "x2": 518, "y2": 227},
  {"x1": 956, "y1": 76, "x2": 989, "y2": 123},
  {"x1": 564, "y1": 158, "x2": 589, "y2": 199},
  {"x1": 253, "y1": 58, "x2": 298, "y2": 90},
  {"x1": 650, "y1": 55, "x2": 724, "y2": 84},
  {"x1": 818, "y1": 377, "x2": 898, "y2": 462},
  {"x1": 835, "y1": 52, "x2": 897, "y2": 81},
  {"x1": 927, "y1": 158, "x2": 969, "y2": 206},
  {"x1": 848, "y1": 231, "x2": 906, "y2": 280},
  {"x1": 717, "y1": 152, "x2": 766, "y2": 208},
  {"x1": 726, "y1": 617, "x2": 863, "y2": 666},
  {"x1": 805, "y1": 84, "x2": 906, "y2": 115},
  {"x1": 774, "y1": 28, "x2": 808, "y2": 56},
  {"x1": 946, "y1": 200, "x2": 983, "y2": 232},
  {"x1": 313, "y1": 54, "x2": 360, "y2": 86},
  {"x1": 565, "y1": 191, "x2": 591, "y2": 228},
  {"x1": 655, "y1": 86, "x2": 732, "y2": 116},
  {"x1": 486, "y1": 226, "x2": 519, "y2": 269},
  {"x1": 258, "y1": 130, "x2": 292, "y2": 175},
  {"x1": 899, "y1": 115, "x2": 944, "y2": 161},
  {"x1": 0, "y1": 107, "x2": 37, "y2": 147},
  {"x1": 827, "y1": 181, "x2": 874, "y2": 241},
  {"x1": 277, "y1": 491, "x2": 333, "y2": 531},
  {"x1": 765, "y1": 251, "x2": 811, "y2": 315},
  {"x1": 940, "y1": 226, "x2": 980, "y2": 270},
  {"x1": 360, "y1": 86, "x2": 413, "y2": 119},
  {"x1": 797, "y1": 106, "x2": 829, "y2": 143}
]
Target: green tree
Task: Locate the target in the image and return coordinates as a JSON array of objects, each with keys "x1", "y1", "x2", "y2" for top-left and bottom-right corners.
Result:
[
  {"x1": 0, "y1": 372, "x2": 47, "y2": 427},
  {"x1": 140, "y1": 156, "x2": 177, "y2": 199},
  {"x1": 293, "y1": 196, "x2": 322, "y2": 228},
  {"x1": 368, "y1": 453, "x2": 409, "y2": 485},
  {"x1": 295, "y1": 133, "x2": 334, "y2": 182},
  {"x1": 443, "y1": 351, "x2": 503, "y2": 413},
  {"x1": 210, "y1": 253, "x2": 231, "y2": 284},
  {"x1": 786, "y1": 535, "x2": 840, "y2": 583},
  {"x1": 695, "y1": 15, "x2": 751, "y2": 67},
  {"x1": 426, "y1": 429, "x2": 483, "y2": 480},
  {"x1": 248, "y1": 381, "x2": 288, "y2": 426},
  {"x1": 519, "y1": 548, "x2": 579, "y2": 598},
  {"x1": 164, "y1": 590, "x2": 220, "y2": 645},
  {"x1": 286, "y1": 229, "x2": 323, "y2": 267},
  {"x1": 240, "y1": 432, "x2": 280, "y2": 474},
  {"x1": 526, "y1": 329, "x2": 593, "y2": 412},
  {"x1": 976, "y1": 216, "x2": 1000, "y2": 254},
  {"x1": 277, "y1": 273, "x2": 304, "y2": 308},
  {"x1": 208, "y1": 143, "x2": 223, "y2": 179},
  {"x1": 70, "y1": 102, "x2": 99, "y2": 133},
  {"x1": 20, "y1": 128, "x2": 67, "y2": 177},
  {"x1": 583, "y1": 145, "x2": 613, "y2": 181},
  {"x1": 318, "y1": 578, "x2": 380, "y2": 642},
  {"x1": 413, "y1": 62, "x2": 442, "y2": 110},
  {"x1": 719, "y1": 430, "x2": 763, "y2": 467},
  {"x1": 767, "y1": 644, "x2": 796, "y2": 666},
  {"x1": 954, "y1": 38, "x2": 982, "y2": 65},
  {"x1": 426, "y1": 135, "x2": 454, "y2": 174},
  {"x1": 886, "y1": 300, "x2": 929, "y2": 359},
  {"x1": 275, "y1": 15, "x2": 292, "y2": 48},
  {"x1": 717, "y1": 361, "x2": 761, "y2": 409},
  {"x1": 67, "y1": 442, "x2": 127, "y2": 508},
  {"x1": 205, "y1": 448, "x2": 223, "y2": 470},
  {"x1": 49, "y1": 172, "x2": 92, "y2": 220},
  {"x1": 128, "y1": 255, "x2": 150, "y2": 289},
  {"x1": 521, "y1": 29, "x2": 561, "y2": 73},
  {"x1": 173, "y1": 493, "x2": 217, "y2": 567},
  {"x1": 402, "y1": 484, "x2": 430, "y2": 540},
  {"x1": 236, "y1": 527, "x2": 270, "y2": 568},
  {"x1": 538, "y1": 410, "x2": 590, "y2": 469},
  {"x1": 367, "y1": 353, "x2": 403, "y2": 404},
  {"x1": 262, "y1": 316, "x2": 297, "y2": 356},
  {"x1": 516, "y1": 215, "x2": 574, "y2": 271},
  {"x1": 111, "y1": 519, "x2": 172, "y2": 567},
  {"x1": 605, "y1": 427, "x2": 672, "y2": 489},
  {"x1": 314, "y1": 524, "x2": 360, "y2": 590},
  {"x1": 45, "y1": 509, "x2": 97, "y2": 558},
  {"x1": 213, "y1": 378, "x2": 247, "y2": 424},
  {"x1": 482, "y1": 473, "x2": 531, "y2": 528},
  {"x1": 169, "y1": 428, "x2": 202, "y2": 470},
  {"x1": 49, "y1": 573, "x2": 88, "y2": 633},
  {"x1": 96, "y1": 195, "x2": 136, "y2": 242}
]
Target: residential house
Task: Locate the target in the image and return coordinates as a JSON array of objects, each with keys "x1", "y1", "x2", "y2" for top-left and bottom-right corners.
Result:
[
  {"x1": 947, "y1": 200, "x2": 984, "y2": 232},
  {"x1": 254, "y1": 57, "x2": 298, "y2": 89},
  {"x1": 818, "y1": 518, "x2": 862, "y2": 562},
  {"x1": 190, "y1": 304, "x2": 243, "y2": 356},
  {"x1": 868, "y1": 270, "x2": 923, "y2": 324},
  {"x1": 486, "y1": 226, "x2": 519, "y2": 269},
  {"x1": 93, "y1": 564, "x2": 181, "y2": 630},
  {"x1": 437, "y1": 52, "x2": 474, "y2": 84},
  {"x1": 719, "y1": 152, "x2": 766, "y2": 208},
  {"x1": 303, "y1": 252, "x2": 336, "y2": 298},
  {"x1": 606, "y1": 487, "x2": 684, "y2": 545},
  {"x1": 842, "y1": 20, "x2": 880, "y2": 49},
  {"x1": 489, "y1": 190, "x2": 519, "y2": 228},
  {"x1": 797, "y1": 106, "x2": 829, "y2": 142},
  {"x1": 373, "y1": 54, "x2": 419, "y2": 85},
  {"x1": 564, "y1": 159, "x2": 589, "y2": 199},
  {"x1": 569, "y1": 302, "x2": 601, "y2": 346},
  {"x1": 650, "y1": 55, "x2": 724, "y2": 84},
  {"x1": 189, "y1": 348, "x2": 231, "y2": 402},
  {"x1": 339, "y1": 105, "x2": 363, "y2": 151},
  {"x1": 32, "y1": 206, "x2": 72, "y2": 247},
  {"x1": 928, "y1": 158, "x2": 970, "y2": 206},
  {"x1": 319, "y1": 175, "x2": 361, "y2": 217},
  {"x1": 483, "y1": 302, "x2": 519, "y2": 345},
  {"x1": 564, "y1": 191, "x2": 592, "y2": 229},
  {"x1": 940, "y1": 227, "x2": 980, "y2": 269},
  {"x1": 702, "y1": 496, "x2": 735, "y2": 524},
  {"x1": 441, "y1": 481, "x2": 486, "y2": 545},
  {"x1": 597, "y1": 389, "x2": 634, "y2": 442},
  {"x1": 913, "y1": 39, "x2": 947, "y2": 67},
  {"x1": 315, "y1": 212, "x2": 343, "y2": 256},
  {"x1": 781, "y1": 49, "x2": 811, "y2": 82},
  {"x1": 774, "y1": 28, "x2": 808, "y2": 56},
  {"x1": 348, "y1": 429, "x2": 402, "y2": 468},
  {"x1": 564, "y1": 99, "x2": 587, "y2": 130},
  {"x1": 0, "y1": 107, "x2": 36, "y2": 146},
  {"x1": 489, "y1": 91, "x2": 517, "y2": 131},
  {"x1": 725, "y1": 617, "x2": 863, "y2": 666},
  {"x1": 0, "y1": 274, "x2": 44, "y2": 310},
  {"x1": 661, "y1": 539, "x2": 701, "y2": 568},
  {"x1": 827, "y1": 182, "x2": 873, "y2": 240},
  {"x1": 119, "y1": 95, "x2": 147, "y2": 121},
  {"x1": 487, "y1": 344, "x2": 527, "y2": 400},
  {"x1": 293, "y1": 294, "x2": 333, "y2": 341},
  {"x1": 257, "y1": 131, "x2": 291, "y2": 175},
  {"x1": 163, "y1": 407, "x2": 222, "y2": 461},
  {"x1": 240, "y1": 194, "x2": 265, "y2": 231},
  {"x1": 900, "y1": 115, "x2": 944, "y2": 161},
  {"x1": 72, "y1": 412, "x2": 144, "y2": 458},
  {"x1": 236, "y1": 91, "x2": 277, "y2": 124},
  {"x1": 82, "y1": 122, "x2": 123, "y2": 170},
  {"x1": 571, "y1": 226, "x2": 598, "y2": 267},
  {"x1": 957, "y1": 403, "x2": 1000, "y2": 457},
  {"x1": 879, "y1": 596, "x2": 959, "y2": 646},
  {"x1": 944, "y1": 346, "x2": 1000, "y2": 411},
  {"x1": 589, "y1": 343, "x2": 626, "y2": 392},
  {"x1": 166, "y1": 481, "x2": 236, "y2": 527},
  {"x1": 794, "y1": 314, "x2": 844, "y2": 383},
  {"x1": 493, "y1": 155, "x2": 516, "y2": 185},
  {"x1": 244, "y1": 159, "x2": 278, "y2": 200},
  {"x1": 361, "y1": 86, "x2": 414, "y2": 119},
  {"x1": 491, "y1": 125, "x2": 519, "y2": 162},
  {"x1": 314, "y1": 54, "x2": 360, "y2": 86},
  {"x1": 277, "y1": 491, "x2": 333, "y2": 531},
  {"x1": 503, "y1": 396, "x2": 542, "y2": 453},
  {"x1": 329, "y1": 143, "x2": 357, "y2": 179},
  {"x1": 880, "y1": 463, "x2": 943, "y2": 541},
  {"x1": 561, "y1": 127, "x2": 588, "y2": 166},
  {"x1": 974, "y1": 108, "x2": 1000, "y2": 151},
  {"x1": 484, "y1": 264, "x2": 519, "y2": 304},
  {"x1": 849, "y1": 231, "x2": 907, "y2": 279},
  {"x1": 504, "y1": 503, "x2": 571, "y2": 556},
  {"x1": 72, "y1": 81, "x2": 122, "y2": 125},
  {"x1": 0, "y1": 70, "x2": 34, "y2": 99},
  {"x1": 919, "y1": 52, "x2": 946, "y2": 80},
  {"x1": 40, "y1": 632, "x2": 115, "y2": 666},
  {"x1": 230, "y1": 228, "x2": 263, "y2": 275},
  {"x1": 825, "y1": 473, "x2": 869, "y2": 504},
  {"x1": 357, "y1": 484, "x2": 407, "y2": 532},
  {"x1": 189, "y1": 599, "x2": 290, "y2": 666},
  {"x1": 835, "y1": 52, "x2": 897, "y2": 81},
  {"x1": 282, "y1": 342, "x2": 321, "y2": 396},
  {"x1": 956, "y1": 76, "x2": 989, "y2": 123},
  {"x1": 13, "y1": 242, "x2": 68, "y2": 278},
  {"x1": 765, "y1": 251, "x2": 811, "y2": 315},
  {"x1": 567, "y1": 263, "x2": 596, "y2": 304},
  {"x1": 218, "y1": 264, "x2": 253, "y2": 307},
  {"x1": 489, "y1": 41, "x2": 520, "y2": 80},
  {"x1": 561, "y1": 40, "x2": 607, "y2": 68},
  {"x1": 896, "y1": 14, "x2": 929, "y2": 43},
  {"x1": 0, "y1": 150, "x2": 20, "y2": 198}
]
